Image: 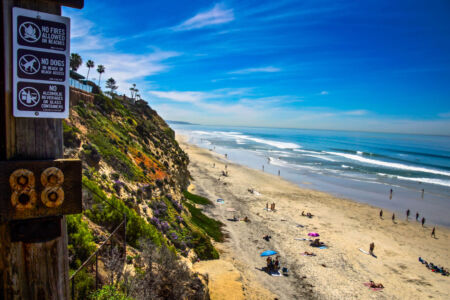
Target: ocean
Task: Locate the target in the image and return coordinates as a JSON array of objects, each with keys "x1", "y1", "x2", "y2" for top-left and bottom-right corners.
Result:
[{"x1": 170, "y1": 124, "x2": 450, "y2": 227}]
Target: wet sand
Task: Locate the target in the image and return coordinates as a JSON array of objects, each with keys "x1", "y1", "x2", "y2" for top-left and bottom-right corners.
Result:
[{"x1": 180, "y1": 137, "x2": 450, "y2": 300}]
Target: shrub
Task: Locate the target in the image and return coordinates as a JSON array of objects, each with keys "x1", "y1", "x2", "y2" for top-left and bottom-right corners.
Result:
[
  {"x1": 67, "y1": 214, "x2": 96, "y2": 269},
  {"x1": 90, "y1": 285, "x2": 131, "y2": 300},
  {"x1": 184, "y1": 201, "x2": 224, "y2": 242},
  {"x1": 83, "y1": 177, "x2": 164, "y2": 248},
  {"x1": 183, "y1": 191, "x2": 212, "y2": 205}
]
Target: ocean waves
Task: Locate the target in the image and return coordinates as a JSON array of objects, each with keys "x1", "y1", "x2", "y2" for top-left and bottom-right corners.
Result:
[{"x1": 328, "y1": 152, "x2": 450, "y2": 177}]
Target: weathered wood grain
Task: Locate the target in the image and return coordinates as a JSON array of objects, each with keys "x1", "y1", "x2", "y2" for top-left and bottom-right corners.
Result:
[{"x1": 1, "y1": 1, "x2": 72, "y2": 299}]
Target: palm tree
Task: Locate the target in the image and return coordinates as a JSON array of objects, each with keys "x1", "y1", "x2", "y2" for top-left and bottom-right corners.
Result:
[
  {"x1": 106, "y1": 77, "x2": 118, "y2": 96},
  {"x1": 129, "y1": 83, "x2": 137, "y2": 99},
  {"x1": 86, "y1": 60, "x2": 95, "y2": 80},
  {"x1": 96, "y1": 65, "x2": 105, "y2": 86},
  {"x1": 70, "y1": 53, "x2": 82, "y2": 71}
]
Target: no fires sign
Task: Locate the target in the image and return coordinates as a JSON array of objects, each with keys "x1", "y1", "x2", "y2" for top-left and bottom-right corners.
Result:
[{"x1": 12, "y1": 7, "x2": 70, "y2": 118}]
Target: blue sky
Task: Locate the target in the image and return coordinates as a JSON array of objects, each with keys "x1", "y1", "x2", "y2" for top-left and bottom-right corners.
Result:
[{"x1": 63, "y1": 0, "x2": 450, "y2": 135}]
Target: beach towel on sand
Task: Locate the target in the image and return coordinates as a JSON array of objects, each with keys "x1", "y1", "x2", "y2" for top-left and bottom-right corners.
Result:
[
  {"x1": 318, "y1": 246, "x2": 328, "y2": 249},
  {"x1": 271, "y1": 271, "x2": 282, "y2": 277},
  {"x1": 363, "y1": 283, "x2": 384, "y2": 291}
]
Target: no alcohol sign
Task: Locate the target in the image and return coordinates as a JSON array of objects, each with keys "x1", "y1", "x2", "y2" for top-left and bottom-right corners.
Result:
[{"x1": 12, "y1": 7, "x2": 70, "y2": 118}]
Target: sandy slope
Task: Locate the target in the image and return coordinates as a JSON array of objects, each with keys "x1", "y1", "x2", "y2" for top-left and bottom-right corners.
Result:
[{"x1": 180, "y1": 137, "x2": 450, "y2": 300}]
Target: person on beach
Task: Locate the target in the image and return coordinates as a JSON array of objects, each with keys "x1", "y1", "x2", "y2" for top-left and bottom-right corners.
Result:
[
  {"x1": 263, "y1": 235, "x2": 271, "y2": 241},
  {"x1": 406, "y1": 209, "x2": 410, "y2": 220},
  {"x1": 422, "y1": 217, "x2": 426, "y2": 227},
  {"x1": 369, "y1": 242, "x2": 375, "y2": 255},
  {"x1": 274, "y1": 256, "x2": 280, "y2": 271},
  {"x1": 266, "y1": 202, "x2": 269, "y2": 210},
  {"x1": 392, "y1": 213, "x2": 395, "y2": 223},
  {"x1": 416, "y1": 212, "x2": 419, "y2": 221},
  {"x1": 278, "y1": 170, "x2": 280, "y2": 176},
  {"x1": 267, "y1": 257, "x2": 273, "y2": 271},
  {"x1": 302, "y1": 211, "x2": 305, "y2": 216},
  {"x1": 422, "y1": 189, "x2": 424, "y2": 199},
  {"x1": 431, "y1": 227, "x2": 436, "y2": 238},
  {"x1": 390, "y1": 189, "x2": 393, "y2": 200},
  {"x1": 379, "y1": 209, "x2": 383, "y2": 219},
  {"x1": 262, "y1": 165, "x2": 264, "y2": 172}
]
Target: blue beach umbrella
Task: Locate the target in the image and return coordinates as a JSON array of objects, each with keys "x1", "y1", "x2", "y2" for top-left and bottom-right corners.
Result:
[{"x1": 260, "y1": 250, "x2": 277, "y2": 257}]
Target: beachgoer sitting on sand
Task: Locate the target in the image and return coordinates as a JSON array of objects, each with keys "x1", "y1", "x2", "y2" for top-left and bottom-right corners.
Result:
[
  {"x1": 369, "y1": 281, "x2": 384, "y2": 289},
  {"x1": 302, "y1": 251, "x2": 316, "y2": 256},
  {"x1": 310, "y1": 239, "x2": 325, "y2": 247},
  {"x1": 263, "y1": 235, "x2": 271, "y2": 241},
  {"x1": 306, "y1": 212, "x2": 313, "y2": 218},
  {"x1": 243, "y1": 216, "x2": 250, "y2": 222},
  {"x1": 267, "y1": 257, "x2": 274, "y2": 272},
  {"x1": 274, "y1": 256, "x2": 280, "y2": 271}
]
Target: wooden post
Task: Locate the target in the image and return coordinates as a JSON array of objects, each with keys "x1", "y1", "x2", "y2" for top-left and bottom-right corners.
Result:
[{"x1": 0, "y1": 1, "x2": 70, "y2": 299}]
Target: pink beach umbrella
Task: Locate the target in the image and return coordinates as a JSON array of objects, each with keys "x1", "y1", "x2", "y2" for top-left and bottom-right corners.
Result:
[{"x1": 308, "y1": 232, "x2": 319, "y2": 237}]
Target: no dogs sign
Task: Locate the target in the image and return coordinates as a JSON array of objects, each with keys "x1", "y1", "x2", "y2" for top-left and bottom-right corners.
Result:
[{"x1": 12, "y1": 7, "x2": 70, "y2": 118}]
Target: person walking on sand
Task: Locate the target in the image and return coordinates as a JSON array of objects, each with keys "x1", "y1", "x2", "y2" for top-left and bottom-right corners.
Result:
[
  {"x1": 390, "y1": 188, "x2": 393, "y2": 200},
  {"x1": 272, "y1": 202, "x2": 276, "y2": 211},
  {"x1": 431, "y1": 226, "x2": 436, "y2": 238},
  {"x1": 266, "y1": 202, "x2": 269, "y2": 210},
  {"x1": 421, "y1": 189, "x2": 424, "y2": 199},
  {"x1": 379, "y1": 209, "x2": 383, "y2": 219},
  {"x1": 416, "y1": 212, "x2": 419, "y2": 221},
  {"x1": 369, "y1": 242, "x2": 375, "y2": 255},
  {"x1": 422, "y1": 217, "x2": 426, "y2": 227},
  {"x1": 406, "y1": 209, "x2": 410, "y2": 220},
  {"x1": 392, "y1": 213, "x2": 395, "y2": 223}
]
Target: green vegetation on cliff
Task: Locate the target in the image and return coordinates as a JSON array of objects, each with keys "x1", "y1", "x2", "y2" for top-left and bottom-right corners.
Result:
[{"x1": 65, "y1": 88, "x2": 221, "y2": 298}]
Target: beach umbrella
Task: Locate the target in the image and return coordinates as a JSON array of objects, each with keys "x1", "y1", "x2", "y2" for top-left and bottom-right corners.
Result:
[
  {"x1": 260, "y1": 250, "x2": 277, "y2": 257},
  {"x1": 308, "y1": 232, "x2": 319, "y2": 237}
]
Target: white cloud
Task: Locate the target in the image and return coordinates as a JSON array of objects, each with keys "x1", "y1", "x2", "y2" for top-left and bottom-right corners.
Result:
[
  {"x1": 173, "y1": 3, "x2": 234, "y2": 31},
  {"x1": 320, "y1": 91, "x2": 328, "y2": 95},
  {"x1": 76, "y1": 50, "x2": 180, "y2": 95},
  {"x1": 149, "y1": 91, "x2": 208, "y2": 104},
  {"x1": 63, "y1": 11, "x2": 180, "y2": 95},
  {"x1": 229, "y1": 66, "x2": 281, "y2": 74},
  {"x1": 343, "y1": 109, "x2": 369, "y2": 116}
]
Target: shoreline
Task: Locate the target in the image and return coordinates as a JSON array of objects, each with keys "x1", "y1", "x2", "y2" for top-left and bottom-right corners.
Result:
[
  {"x1": 176, "y1": 130, "x2": 450, "y2": 228},
  {"x1": 179, "y1": 135, "x2": 450, "y2": 300}
]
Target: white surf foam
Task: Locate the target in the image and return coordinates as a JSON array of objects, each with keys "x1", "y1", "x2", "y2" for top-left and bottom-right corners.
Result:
[
  {"x1": 396, "y1": 176, "x2": 450, "y2": 188},
  {"x1": 327, "y1": 152, "x2": 450, "y2": 177},
  {"x1": 303, "y1": 154, "x2": 337, "y2": 162}
]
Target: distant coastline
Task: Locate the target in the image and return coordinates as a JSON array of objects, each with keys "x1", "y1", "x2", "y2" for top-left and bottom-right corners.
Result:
[{"x1": 167, "y1": 120, "x2": 198, "y2": 125}]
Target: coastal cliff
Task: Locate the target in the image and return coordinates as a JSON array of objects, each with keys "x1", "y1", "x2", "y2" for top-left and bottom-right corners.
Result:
[{"x1": 64, "y1": 91, "x2": 220, "y2": 298}]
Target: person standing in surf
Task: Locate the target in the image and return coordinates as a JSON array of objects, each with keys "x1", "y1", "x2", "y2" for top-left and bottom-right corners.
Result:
[
  {"x1": 422, "y1": 217, "x2": 426, "y2": 227},
  {"x1": 389, "y1": 189, "x2": 393, "y2": 200},
  {"x1": 379, "y1": 209, "x2": 383, "y2": 219},
  {"x1": 431, "y1": 227, "x2": 436, "y2": 238},
  {"x1": 416, "y1": 212, "x2": 419, "y2": 221},
  {"x1": 406, "y1": 209, "x2": 410, "y2": 220}
]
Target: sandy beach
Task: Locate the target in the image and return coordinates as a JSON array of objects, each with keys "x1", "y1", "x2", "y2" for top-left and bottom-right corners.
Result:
[{"x1": 179, "y1": 136, "x2": 450, "y2": 300}]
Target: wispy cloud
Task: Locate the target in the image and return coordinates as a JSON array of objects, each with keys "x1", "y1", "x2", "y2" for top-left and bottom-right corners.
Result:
[
  {"x1": 343, "y1": 109, "x2": 369, "y2": 116},
  {"x1": 229, "y1": 66, "x2": 281, "y2": 74},
  {"x1": 172, "y1": 3, "x2": 234, "y2": 31},
  {"x1": 320, "y1": 91, "x2": 329, "y2": 95},
  {"x1": 63, "y1": 11, "x2": 180, "y2": 95}
]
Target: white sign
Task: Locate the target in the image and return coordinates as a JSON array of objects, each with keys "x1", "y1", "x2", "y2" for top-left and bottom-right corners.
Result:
[{"x1": 12, "y1": 7, "x2": 70, "y2": 118}]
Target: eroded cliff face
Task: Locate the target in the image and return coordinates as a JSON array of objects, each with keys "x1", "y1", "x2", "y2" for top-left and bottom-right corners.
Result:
[{"x1": 64, "y1": 91, "x2": 218, "y2": 277}]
